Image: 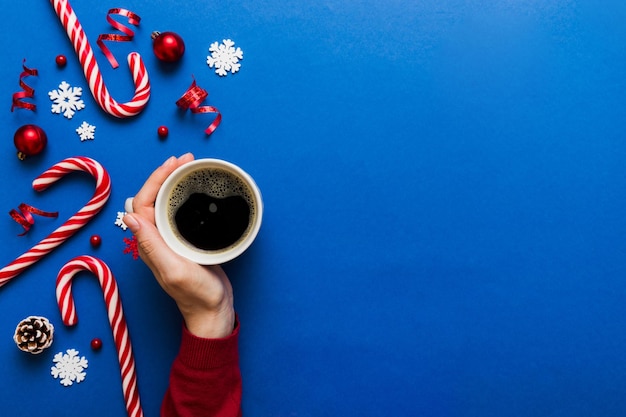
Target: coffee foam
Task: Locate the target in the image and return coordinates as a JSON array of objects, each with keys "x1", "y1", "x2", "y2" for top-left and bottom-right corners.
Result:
[{"x1": 167, "y1": 167, "x2": 257, "y2": 253}]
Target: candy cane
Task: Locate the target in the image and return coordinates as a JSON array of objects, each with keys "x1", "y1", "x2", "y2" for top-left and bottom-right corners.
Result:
[
  {"x1": 49, "y1": 0, "x2": 150, "y2": 117},
  {"x1": 56, "y1": 256, "x2": 143, "y2": 417},
  {"x1": 0, "y1": 157, "x2": 110, "y2": 288}
]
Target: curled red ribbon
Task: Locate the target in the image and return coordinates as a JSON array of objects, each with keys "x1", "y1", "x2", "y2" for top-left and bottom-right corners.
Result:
[
  {"x1": 10, "y1": 203, "x2": 59, "y2": 236},
  {"x1": 175, "y1": 79, "x2": 222, "y2": 135},
  {"x1": 97, "y1": 8, "x2": 141, "y2": 69},
  {"x1": 11, "y1": 60, "x2": 38, "y2": 112}
]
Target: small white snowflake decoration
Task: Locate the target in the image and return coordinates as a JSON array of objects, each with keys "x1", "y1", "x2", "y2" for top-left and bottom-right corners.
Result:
[
  {"x1": 51, "y1": 348, "x2": 88, "y2": 386},
  {"x1": 76, "y1": 121, "x2": 96, "y2": 141},
  {"x1": 207, "y1": 39, "x2": 243, "y2": 76},
  {"x1": 49, "y1": 81, "x2": 85, "y2": 119},
  {"x1": 115, "y1": 211, "x2": 128, "y2": 230}
]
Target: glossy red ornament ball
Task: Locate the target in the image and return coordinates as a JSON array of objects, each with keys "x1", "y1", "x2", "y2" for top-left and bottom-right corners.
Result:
[
  {"x1": 91, "y1": 338, "x2": 103, "y2": 351},
  {"x1": 14, "y1": 124, "x2": 47, "y2": 160},
  {"x1": 151, "y1": 31, "x2": 185, "y2": 62},
  {"x1": 55, "y1": 54, "x2": 67, "y2": 67},
  {"x1": 90, "y1": 234, "x2": 102, "y2": 248},
  {"x1": 157, "y1": 125, "x2": 169, "y2": 138}
]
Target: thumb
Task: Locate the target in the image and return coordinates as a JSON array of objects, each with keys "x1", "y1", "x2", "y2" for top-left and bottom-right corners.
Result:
[{"x1": 123, "y1": 213, "x2": 170, "y2": 264}]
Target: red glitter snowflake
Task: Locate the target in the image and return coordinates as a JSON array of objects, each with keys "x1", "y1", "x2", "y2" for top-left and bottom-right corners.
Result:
[{"x1": 123, "y1": 236, "x2": 139, "y2": 260}]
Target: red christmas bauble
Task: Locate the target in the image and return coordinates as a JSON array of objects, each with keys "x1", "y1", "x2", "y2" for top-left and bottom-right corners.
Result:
[
  {"x1": 152, "y1": 31, "x2": 185, "y2": 62},
  {"x1": 14, "y1": 124, "x2": 47, "y2": 160}
]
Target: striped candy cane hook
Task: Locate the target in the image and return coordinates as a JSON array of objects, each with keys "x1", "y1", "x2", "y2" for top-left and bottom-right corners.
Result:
[
  {"x1": 49, "y1": 0, "x2": 150, "y2": 117},
  {"x1": 57, "y1": 256, "x2": 143, "y2": 417},
  {"x1": 0, "y1": 157, "x2": 111, "y2": 288}
]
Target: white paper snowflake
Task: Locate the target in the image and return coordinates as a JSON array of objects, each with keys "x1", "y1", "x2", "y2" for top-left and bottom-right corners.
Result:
[
  {"x1": 76, "y1": 121, "x2": 96, "y2": 141},
  {"x1": 207, "y1": 39, "x2": 243, "y2": 76},
  {"x1": 115, "y1": 211, "x2": 128, "y2": 230},
  {"x1": 49, "y1": 81, "x2": 85, "y2": 119},
  {"x1": 51, "y1": 348, "x2": 88, "y2": 386}
]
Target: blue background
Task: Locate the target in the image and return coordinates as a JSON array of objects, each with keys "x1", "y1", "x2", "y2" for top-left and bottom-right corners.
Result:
[{"x1": 1, "y1": 0, "x2": 626, "y2": 416}]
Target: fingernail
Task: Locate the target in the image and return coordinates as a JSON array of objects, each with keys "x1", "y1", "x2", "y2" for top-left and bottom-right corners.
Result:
[
  {"x1": 124, "y1": 213, "x2": 140, "y2": 233},
  {"x1": 124, "y1": 197, "x2": 134, "y2": 213}
]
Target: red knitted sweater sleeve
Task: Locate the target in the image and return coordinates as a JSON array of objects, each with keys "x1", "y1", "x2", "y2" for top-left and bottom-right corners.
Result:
[{"x1": 161, "y1": 319, "x2": 242, "y2": 417}]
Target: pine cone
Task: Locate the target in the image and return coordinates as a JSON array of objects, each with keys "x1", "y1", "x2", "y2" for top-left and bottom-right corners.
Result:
[{"x1": 13, "y1": 316, "x2": 54, "y2": 354}]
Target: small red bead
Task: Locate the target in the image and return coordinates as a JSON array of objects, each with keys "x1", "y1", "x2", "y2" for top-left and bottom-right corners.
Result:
[
  {"x1": 91, "y1": 338, "x2": 103, "y2": 350},
  {"x1": 90, "y1": 235, "x2": 102, "y2": 248},
  {"x1": 157, "y1": 125, "x2": 169, "y2": 138},
  {"x1": 55, "y1": 54, "x2": 67, "y2": 67}
]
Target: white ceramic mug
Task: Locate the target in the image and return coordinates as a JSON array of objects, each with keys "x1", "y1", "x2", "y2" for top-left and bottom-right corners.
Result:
[{"x1": 126, "y1": 158, "x2": 263, "y2": 265}]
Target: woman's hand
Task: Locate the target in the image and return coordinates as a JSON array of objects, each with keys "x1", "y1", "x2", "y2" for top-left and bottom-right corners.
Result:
[{"x1": 124, "y1": 153, "x2": 235, "y2": 339}]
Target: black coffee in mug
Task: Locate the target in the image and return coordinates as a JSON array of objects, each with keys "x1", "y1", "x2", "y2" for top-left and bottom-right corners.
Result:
[
  {"x1": 167, "y1": 168, "x2": 256, "y2": 252},
  {"x1": 175, "y1": 193, "x2": 250, "y2": 250}
]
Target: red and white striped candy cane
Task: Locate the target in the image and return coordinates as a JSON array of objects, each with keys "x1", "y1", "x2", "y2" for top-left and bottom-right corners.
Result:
[
  {"x1": 50, "y1": 0, "x2": 150, "y2": 117},
  {"x1": 0, "y1": 157, "x2": 111, "y2": 288},
  {"x1": 57, "y1": 256, "x2": 143, "y2": 417}
]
